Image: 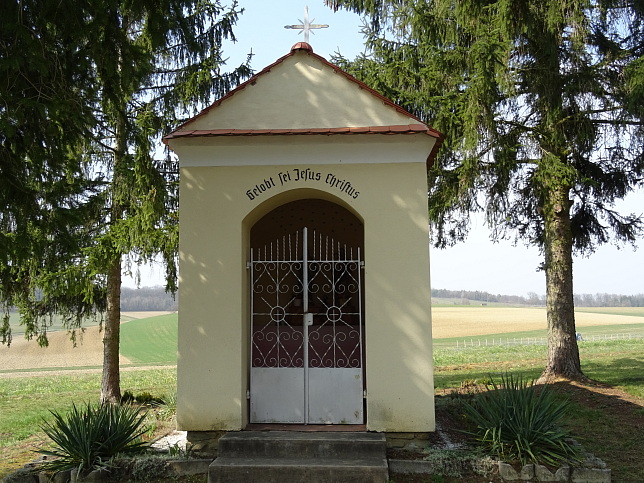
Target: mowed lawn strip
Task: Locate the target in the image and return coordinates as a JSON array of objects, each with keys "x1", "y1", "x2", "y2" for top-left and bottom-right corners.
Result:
[
  {"x1": 433, "y1": 338, "x2": 643, "y2": 390},
  {"x1": 119, "y1": 314, "x2": 178, "y2": 364}
]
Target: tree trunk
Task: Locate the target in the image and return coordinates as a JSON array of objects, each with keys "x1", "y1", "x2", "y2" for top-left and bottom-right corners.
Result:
[
  {"x1": 539, "y1": 185, "x2": 586, "y2": 382},
  {"x1": 101, "y1": 257, "x2": 122, "y2": 403},
  {"x1": 101, "y1": 89, "x2": 126, "y2": 404}
]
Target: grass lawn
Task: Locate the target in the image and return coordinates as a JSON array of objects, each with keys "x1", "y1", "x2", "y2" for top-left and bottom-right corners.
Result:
[
  {"x1": 1, "y1": 310, "x2": 643, "y2": 481},
  {"x1": 431, "y1": 335, "x2": 644, "y2": 483},
  {"x1": 0, "y1": 369, "x2": 176, "y2": 477}
]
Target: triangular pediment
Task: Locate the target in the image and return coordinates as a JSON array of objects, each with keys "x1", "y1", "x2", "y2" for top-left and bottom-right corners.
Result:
[{"x1": 178, "y1": 44, "x2": 423, "y2": 131}]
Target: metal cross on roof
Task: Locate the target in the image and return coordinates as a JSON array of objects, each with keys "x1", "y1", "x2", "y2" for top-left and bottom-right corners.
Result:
[{"x1": 284, "y1": 6, "x2": 329, "y2": 44}]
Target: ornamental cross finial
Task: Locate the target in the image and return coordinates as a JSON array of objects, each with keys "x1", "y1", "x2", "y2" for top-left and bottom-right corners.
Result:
[{"x1": 284, "y1": 6, "x2": 329, "y2": 44}]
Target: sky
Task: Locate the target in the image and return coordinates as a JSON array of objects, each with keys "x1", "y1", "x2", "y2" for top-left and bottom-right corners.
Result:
[{"x1": 123, "y1": 1, "x2": 644, "y2": 296}]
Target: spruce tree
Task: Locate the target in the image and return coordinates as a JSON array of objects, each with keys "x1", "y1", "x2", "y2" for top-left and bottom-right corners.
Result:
[
  {"x1": 1, "y1": 0, "x2": 106, "y2": 347},
  {"x1": 327, "y1": 0, "x2": 644, "y2": 381},
  {"x1": 1, "y1": 0, "x2": 251, "y2": 402}
]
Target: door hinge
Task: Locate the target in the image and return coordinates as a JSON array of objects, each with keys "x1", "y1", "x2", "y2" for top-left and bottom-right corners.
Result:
[
  {"x1": 246, "y1": 389, "x2": 250, "y2": 400},
  {"x1": 363, "y1": 390, "x2": 367, "y2": 399}
]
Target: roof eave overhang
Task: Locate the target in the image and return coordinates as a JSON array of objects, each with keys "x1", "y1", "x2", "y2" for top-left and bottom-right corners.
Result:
[{"x1": 164, "y1": 124, "x2": 444, "y2": 168}]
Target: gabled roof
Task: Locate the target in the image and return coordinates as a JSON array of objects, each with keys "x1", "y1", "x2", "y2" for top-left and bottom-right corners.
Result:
[{"x1": 164, "y1": 42, "x2": 444, "y2": 166}]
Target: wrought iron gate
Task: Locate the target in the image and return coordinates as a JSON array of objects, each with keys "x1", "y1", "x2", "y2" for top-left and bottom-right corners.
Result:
[{"x1": 249, "y1": 227, "x2": 364, "y2": 424}]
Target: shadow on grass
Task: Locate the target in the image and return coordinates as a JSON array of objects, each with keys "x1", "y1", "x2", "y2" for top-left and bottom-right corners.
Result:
[
  {"x1": 434, "y1": 353, "x2": 644, "y2": 483},
  {"x1": 550, "y1": 380, "x2": 644, "y2": 483},
  {"x1": 583, "y1": 356, "x2": 644, "y2": 398}
]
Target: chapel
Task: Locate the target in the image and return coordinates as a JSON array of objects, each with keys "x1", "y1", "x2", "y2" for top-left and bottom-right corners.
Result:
[{"x1": 164, "y1": 41, "x2": 442, "y2": 439}]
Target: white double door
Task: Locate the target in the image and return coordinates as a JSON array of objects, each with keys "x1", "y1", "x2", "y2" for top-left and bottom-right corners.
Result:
[{"x1": 249, "y1": 228, "x2": 364, "y2": 424}]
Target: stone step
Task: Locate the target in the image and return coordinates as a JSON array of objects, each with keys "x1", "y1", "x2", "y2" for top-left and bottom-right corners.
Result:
[
  {"x1": 217, "y1": 431, "x2": 386, "y2": 459},
  {"x1": 208, "y1": 431, "x2": 389, "y2": 483},
  {"x1": 209, "y1": 456, "x2": 388, "y2": 483}
]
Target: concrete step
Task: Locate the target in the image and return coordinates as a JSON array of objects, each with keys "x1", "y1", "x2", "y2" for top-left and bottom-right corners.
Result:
[
  {"x1": 208, "y1": 431, "x2": 389, "y2": 483},
  {"x1": 217, "y1": 431, "x2": 386, "y2": 458},
  {"x1": 210, "y1": 456, "x2": 388, "y2": 483}
]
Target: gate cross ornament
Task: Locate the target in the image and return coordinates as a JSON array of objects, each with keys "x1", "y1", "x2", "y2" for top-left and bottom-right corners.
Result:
[{"x1": 284, "y1": 6, "x2": 329, "y2": 44}]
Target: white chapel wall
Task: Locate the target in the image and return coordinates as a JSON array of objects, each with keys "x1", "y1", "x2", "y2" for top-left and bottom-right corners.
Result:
[{"x1": 174, "y1": 135, "x2": 435, "y2": 432}]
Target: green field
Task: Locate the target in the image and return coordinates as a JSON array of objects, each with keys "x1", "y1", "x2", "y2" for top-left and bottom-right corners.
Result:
[
  {"x1": 120, "y1": 314, "x2": 178, "y2": 364},
  {"x1": 6, "y1": 311, "x2": 147, "y2": 336},
  {"x1": 434, "y1": 322, "x2": 644, "y2": 347}
]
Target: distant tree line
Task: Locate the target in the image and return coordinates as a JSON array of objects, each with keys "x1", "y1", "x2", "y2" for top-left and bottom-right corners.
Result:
[
  {"x1": 572, "y1": 293, "x2": 644, "y2": 308},
  {"x1": 119, "y1": 286, "x2": 644, "y2": 311},
  {"x1": 432, "y1": 289, "x2": 541, "y2": 305},
  {"x1": 120, "y1": 287, "x2": 177, "y2": 312},
  {"x1": 431, "y1": 289, "x2": 644, "y2": 307}
]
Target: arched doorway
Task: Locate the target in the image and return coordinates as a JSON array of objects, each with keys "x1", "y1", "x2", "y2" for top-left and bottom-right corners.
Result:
[{"x1": 248, "y1": 199, "x2": 365, "y2": 424}]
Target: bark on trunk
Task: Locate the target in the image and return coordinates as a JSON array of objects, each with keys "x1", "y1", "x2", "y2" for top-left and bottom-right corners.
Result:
[
  {"x1": 101, "y1": 80, "x2": 126, "y2": 403},
  {"x1": 101, "y1": 257, "x2": 122, "y2": 403},
  {"x1": 539, "y1": 185, "x2": 586, "y2": 382}
]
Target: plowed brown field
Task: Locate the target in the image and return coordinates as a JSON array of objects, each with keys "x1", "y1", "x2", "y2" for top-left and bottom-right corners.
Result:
[
  {"x1": 430, "y1": 307, "x2": 642, "y2": 338},
  {"x1": 0, "y1": 312, "x2": 172, "y2": 372}
]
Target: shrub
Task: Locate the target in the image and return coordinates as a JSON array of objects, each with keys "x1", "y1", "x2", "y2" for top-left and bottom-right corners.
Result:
[
  {"x1": 134, "y1": 391, "x2": 164, "y2": 405},
  {"x1": 121, "y1": 390, "x2": 164, "y2": 406},
  {"x1": 462, "y1": 374, "x2": 583, "y2": 466},
  {"x1": 39, "y1": 402, "x2": 150, "y2": 472},
  {"x1": 121, "y1": 390, "x2": 135, "y2": 404}
]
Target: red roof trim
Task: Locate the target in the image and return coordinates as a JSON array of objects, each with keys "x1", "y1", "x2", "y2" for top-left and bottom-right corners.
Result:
[{"x1": 164, "y1": 124, "x2": 439, "y2": 139}]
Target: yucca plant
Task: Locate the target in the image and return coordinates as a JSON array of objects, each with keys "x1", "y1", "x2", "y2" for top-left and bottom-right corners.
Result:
[
  {"x1": 158, "y1": 392, "x2": 177, "y2": 420},
  {"x1": 462, "y1": 374, "x2": 583, "y2": 466},
  {"x1": 39, "y1": 402, "x2": 150, "y2": 472}
]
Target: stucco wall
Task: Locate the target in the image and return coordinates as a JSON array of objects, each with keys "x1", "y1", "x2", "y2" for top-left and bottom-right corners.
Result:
[
  {"x1": 185, "y1": 50, "x2": 417, "y2": 130},
  {"x1": 174, "y1": 135, "x2": 435, "y2": 432}
]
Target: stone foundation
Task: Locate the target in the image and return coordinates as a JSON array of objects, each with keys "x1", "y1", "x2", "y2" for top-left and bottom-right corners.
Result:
[
  {"x1": 385, "y1": 432, "x2": 434, "y2": 451},
  {"x1": 185, "y1": 431, "x2": 226, "y2": 455}
]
